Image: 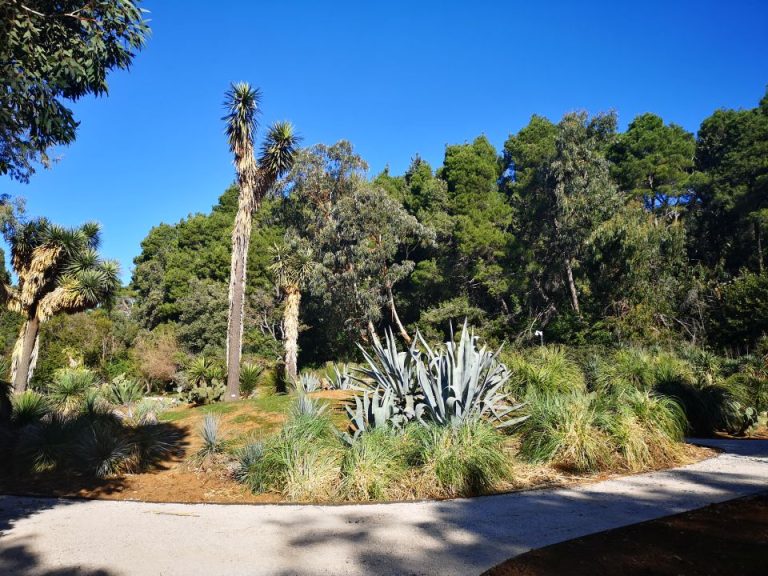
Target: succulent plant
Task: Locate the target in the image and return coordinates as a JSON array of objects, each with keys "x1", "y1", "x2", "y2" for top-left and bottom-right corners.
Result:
[
  {"x1": 349, "y1": 323, "x2": 527, "y2": 433},
  {"x1": 294, "y1": 372, "x2": 321, "y2": 393}
]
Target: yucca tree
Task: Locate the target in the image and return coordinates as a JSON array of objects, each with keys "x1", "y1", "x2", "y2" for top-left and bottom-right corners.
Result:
[
  {"x1": 223, "y1": 82, "x2": 298, "y2": 401},
  {"x1": 3, "y1": 219, "x2": 119, "y2": 392},
  {"x1": 269, "y1": 238, "x2": 314, "y2": 383}
]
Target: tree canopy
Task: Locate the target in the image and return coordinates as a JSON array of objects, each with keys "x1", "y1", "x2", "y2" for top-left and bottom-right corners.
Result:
[{"x1": 0, "y1": 0, "x2": 149, "y2": 182}]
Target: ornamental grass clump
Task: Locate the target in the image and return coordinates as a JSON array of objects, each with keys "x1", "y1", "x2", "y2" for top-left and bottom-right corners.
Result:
[
  {"x1": 406, "y1": 419, "x2": 510, "y2": 497},
  {"x1": 506, "y1": 346, "x2": 586, "y2": 396},
  {"x1": 519, "y1": 390, "x2": 615, "y2": 473},
  {"x1": 237, "y1": 396, "x2": 341, "y2": 501},
  {"x1": 340, "y1": 427, "x2": 408, "y2": 501}
]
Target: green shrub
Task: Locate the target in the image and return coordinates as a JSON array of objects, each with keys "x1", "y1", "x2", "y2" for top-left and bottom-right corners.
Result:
[
  {"x1": 711, "y1": 271, "x2": 768, "y2": 351},
  {"x1": 407, "y1": 420, "x2": 510, "y2": 496}
]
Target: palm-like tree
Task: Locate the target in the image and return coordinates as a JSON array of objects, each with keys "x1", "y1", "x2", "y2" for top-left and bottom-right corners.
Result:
[
  {"x1": 223, "y1": 83, "x2": 298, "y2": 401},
  {"x1": 269, "y1": 238, "x2": 314, "y2": 384},
  {"x1": 3, "y1": 219, "x2": 119, "y2": 392}
]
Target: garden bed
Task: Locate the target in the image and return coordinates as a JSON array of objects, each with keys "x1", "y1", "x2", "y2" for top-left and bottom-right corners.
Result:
[
  {"x1": 484, "y1": 492, "x2": 768, "y2": 576},
  {"x1": 0, "y1": 389, "x2": 717, "y2": 505}
]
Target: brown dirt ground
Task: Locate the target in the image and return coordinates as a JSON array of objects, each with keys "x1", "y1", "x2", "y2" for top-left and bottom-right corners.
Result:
[
  {"x1": 0, "y1": 391, "x2": 720, "y2": 504},
  {"x1": 483, "y1": 492, "x2": 768, "y2": 576}
]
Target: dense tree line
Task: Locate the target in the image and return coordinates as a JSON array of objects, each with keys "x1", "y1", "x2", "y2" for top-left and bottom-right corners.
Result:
[
  {"x1": 134, "y1": 89, "x2": 767, "y2": 363},
  {"x1": 6, "y1": 88, "x2": 765, "y2": 386}
]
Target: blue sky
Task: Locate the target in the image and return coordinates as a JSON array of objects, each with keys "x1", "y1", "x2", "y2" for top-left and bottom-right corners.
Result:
[{"x1": 4, "y1": 0, "x2": 768, "y2": 283}]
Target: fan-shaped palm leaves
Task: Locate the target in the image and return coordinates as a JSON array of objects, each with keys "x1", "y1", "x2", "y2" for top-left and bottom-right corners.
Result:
[
  {"x1": 222, "y1": 82, "x2": 299, "y2": 400},
  {"x1": 2, "y1": 219, "x2": 119, "y2": 392}
]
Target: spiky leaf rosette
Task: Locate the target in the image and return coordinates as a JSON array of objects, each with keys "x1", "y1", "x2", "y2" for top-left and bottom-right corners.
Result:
[
  {"x1": 223, "y1": 82, "x2": 261, "y2": 159},
  {"x1": 260, "y1": 122, "x2": 300, "y2": 179}
]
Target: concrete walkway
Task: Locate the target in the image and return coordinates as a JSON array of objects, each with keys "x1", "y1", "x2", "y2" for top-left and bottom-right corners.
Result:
[{"x1": 1, "y1": 438, "x2": 766, "y2": 576}]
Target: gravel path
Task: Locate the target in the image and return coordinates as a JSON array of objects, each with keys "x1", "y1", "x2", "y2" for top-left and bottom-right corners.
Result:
[{"x1": 1, "y1": 438, "x2": 766, "y2": 576}]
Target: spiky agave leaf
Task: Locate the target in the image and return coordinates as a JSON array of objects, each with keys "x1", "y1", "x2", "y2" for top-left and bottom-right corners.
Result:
[
  {"x1": 223, "y1": 82, "x2": 261, "y2": 157},
  {"x1": 259, "y1": 121, "x2": 300, "y2": 178}
]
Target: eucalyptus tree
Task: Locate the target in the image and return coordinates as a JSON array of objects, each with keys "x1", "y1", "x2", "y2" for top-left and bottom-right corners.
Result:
[
  {"x1": 2, "y1": 219, "x2": 119, "y2": 392},
  {"x1": 1, "y1": 0, "x2": 149, "y2": 182},
  {"x1": 269, "y1": 237, "x2": 314, "y2": 383},
  {"x1": 281, "y1": 142, "x2": 433, "y2": 349},
  {"x1": 521, "y1": 112, "x2": 619, "y2": 319},
  {"x1": 222, "y1": 83, "x2": 298, "y2": 400}
]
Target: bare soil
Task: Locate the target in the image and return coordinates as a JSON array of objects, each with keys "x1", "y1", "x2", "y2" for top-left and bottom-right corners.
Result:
[{"x1": 484, "y1": 492, "x2": 768, "y2": 576}]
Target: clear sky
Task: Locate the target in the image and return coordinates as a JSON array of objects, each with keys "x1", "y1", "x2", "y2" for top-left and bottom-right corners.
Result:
[{"x1": 4, "y1": 0, "x2": 768, "y2": 282}]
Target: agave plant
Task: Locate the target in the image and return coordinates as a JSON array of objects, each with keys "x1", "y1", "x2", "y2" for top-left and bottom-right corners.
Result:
[
  {"x1": 108, "y1": 373, "x2": 144, "y2": 405},
  {"x1": 355, "y1": 329, "x2": 423, "y2": 422},
  {"x1": 294, "y1": 372, "x2": 321, "y2": 394},
  {"x1": 292, "y1": 394, "x2": 327, "y2": 418},
  {"x1": 415, "y1": 325, "x2": 527, "y2": 428},
  {"x1": 329, "y1": 363, "x2": 354, "y2": 390},
  {"x1": 350, "y1": 324, "x2": 527, "y2": 432},
  {"x1": 344, "y1": 389, "x2": 402, "y2": 442}
]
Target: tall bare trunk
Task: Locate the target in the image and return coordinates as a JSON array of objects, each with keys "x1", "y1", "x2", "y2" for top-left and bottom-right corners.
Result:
[
  {"x1": 282, "y1": 285, "x2": 301, "y2": 384},
  {"x1": 757, "y1": 221, "x2": 764, "y2": 274},
  {"x1": 386, "y1": 283, "x2": 411, "y2": 343},
  {"x1": 11, "y1": 315, "x2": 40, "y2": 393},
  {"x1": 226, "y1": 182, "x2": 258, "y2": 402},
  {"x1": 564, "y1": 257, "x2": 580, "y2": 315}
]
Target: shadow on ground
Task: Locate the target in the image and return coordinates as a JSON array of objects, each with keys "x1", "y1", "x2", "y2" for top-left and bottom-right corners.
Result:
[{"x1": 0, "y1": 438, "x2": 765, "y2": 575}]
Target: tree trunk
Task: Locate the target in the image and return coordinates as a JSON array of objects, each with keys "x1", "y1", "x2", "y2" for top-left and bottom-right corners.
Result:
[
  {"x1": 282, "y1": 285, "x2": 301, "y2": 384},
  {"x1": 756, "y1": 221, "x2": 764, "y2": 274},
  {"x1": 11, "y1": 316, "x2": 41, "y2": 393},
  {"x1": 386, "y1": 283, "x2": 411, "y2": 344},
  {"x1": 225, "y1": 185, "x2": 258, "y2": 402},
  {"x1": 367, "y1": 320, "x2": 381, "y2": 347},
  {"x1": 564, "y1": 257, "x2": 581, "y2": 315}
]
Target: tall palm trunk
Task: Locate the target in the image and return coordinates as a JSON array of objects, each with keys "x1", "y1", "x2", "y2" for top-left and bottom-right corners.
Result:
[
  {"x1": 282, "y1": 284, "x2": 301, "y2": 383},
  {"x1": 225, "y1": 181, "x2": 257, "y2": 401},
  {"x1": 11, "y1": 315, "x2": 40, "y2": 393}
]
